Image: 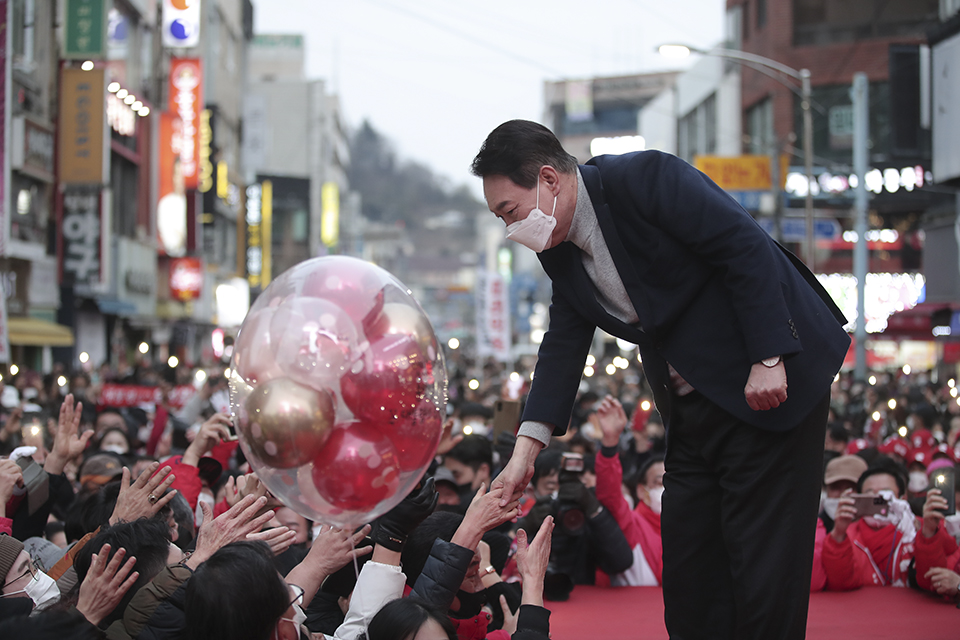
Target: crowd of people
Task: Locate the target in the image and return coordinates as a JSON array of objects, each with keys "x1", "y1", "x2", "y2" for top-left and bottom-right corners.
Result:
[{"x1": 0, "y1": 360, "x2": 958, "y2": 639}]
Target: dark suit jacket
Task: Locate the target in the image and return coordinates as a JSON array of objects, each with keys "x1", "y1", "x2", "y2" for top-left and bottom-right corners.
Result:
[{"x1": 522, "y1": 151, "x2": 850, "y2": 433}]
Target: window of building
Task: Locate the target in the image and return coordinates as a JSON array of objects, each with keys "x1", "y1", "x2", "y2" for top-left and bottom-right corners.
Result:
[
  {"x1": 757, "y1": 0, "x2": 767, "y2": 28},
  {"x1": 742, "y1": 0, "x2": 750, "y2": 40},
  {"x1": 746, "y1": 97, "x2": 774, "y2": 155},
  {"x1": 792, "y1": 0, "x2": 938, "y2": 46},
  {"x1": 678, "y1": 93, "x2": 718, "y2": 163}
]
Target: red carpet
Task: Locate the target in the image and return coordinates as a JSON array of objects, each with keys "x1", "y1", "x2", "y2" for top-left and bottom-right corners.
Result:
[{"x1": 546, "y1": 586, "x2": 957, "y2": 639}]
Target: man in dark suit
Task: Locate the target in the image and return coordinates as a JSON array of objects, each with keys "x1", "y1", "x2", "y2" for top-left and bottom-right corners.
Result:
[{"x1": 473, "y1": 120, "x2": 850, "y2": 639}]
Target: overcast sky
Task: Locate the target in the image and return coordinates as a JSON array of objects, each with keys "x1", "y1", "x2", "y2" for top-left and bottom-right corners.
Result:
[{"x1": 252, "y1": 0, "x2": 726, "y2": 197}]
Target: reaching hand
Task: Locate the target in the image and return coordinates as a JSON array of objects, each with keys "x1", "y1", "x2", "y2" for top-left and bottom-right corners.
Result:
[
  {"x1": 76, "y1": 544, "x2": 140, "y2": 626},
  {"x1": 436, "y1": 418, "x2": 463, "y2": 456},
  {"x1": 922, "y1": 488, "x2": 948, "y2": 538},
  {"x1": 452, "y1": 484, "x2": 520, "y2": 551},
  {"x1": 183, "y1": 413, "x2": 232, "y2": 467},
  {"x1": 247, "y1": 526, "x2": 297, "y2": 556},
  {"x1": 308, "y1": 524, "x2": 373, "y2": 577},
  {"x1": 188, "y1": 495, "x2": 276, "y2": 569},
  {"x1": 0, "y1": 459, "x2": 24, "y2": 516},
  {"x1": 593, "y1": 395, "x2": 628, "y2": 447},
  {"x1": 491, "y1": 435, "x2": 542, "y2": 507},
  {"x1": 516, "y1": 516, "x2": 554, "y2": 607},
  {"x1": 109, "y1": 464, "x2": 178, "y2": 525},
  {"x1": 744, "y1": 361, "x2": 787, "y2": 411},
  {"x1": 499, "y1": 594, "x2": 519, "y2": 635},
  {"x1": 45, "y1": 394, "x2": 94, "y2": 476}
]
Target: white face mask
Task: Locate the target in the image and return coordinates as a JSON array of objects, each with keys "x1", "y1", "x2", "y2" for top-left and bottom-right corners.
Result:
[
  {"x1": 822, "y1": 497, "x2": 840, "y2": 520},
  {"x1": 647, "y1": 486, "x2": 665, "y2": 515},
  {"x1": 505, "y1": 175, "x2": 557, "y2": 252},
  {"x1": 2, "y1": 569, "x2": 60, "y2": 609},
  {"x1": 908, "y1": 471, "x2": 929, "y2": 494},
  {"x1": 101, "y1": 444, "x2": 128, "y2": 456}
]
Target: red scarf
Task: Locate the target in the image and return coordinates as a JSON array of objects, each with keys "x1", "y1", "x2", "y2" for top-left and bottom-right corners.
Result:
[{"x1": 856, "y1": 522, "x2": 899, "y2": 582}]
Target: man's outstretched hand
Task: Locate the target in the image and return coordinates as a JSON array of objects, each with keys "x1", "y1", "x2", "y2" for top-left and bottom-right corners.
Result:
[{"x1": 491, "y1": 434, "x2": 542, "y2": 507}]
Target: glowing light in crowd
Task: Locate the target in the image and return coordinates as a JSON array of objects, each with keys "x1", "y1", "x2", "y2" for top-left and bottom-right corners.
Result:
[
  {"x1": 640, "y1": 400, "x2": 652, "y2": 411},
  {"x1": 9, "y1": 365, "x2": 18, "y2": 376},
  {"x1": 168, "y1": 356, "x2": 179, "y2": 368},
  {"x1": 871, "y1": 411, "x2": 881, "y2": 421},
  {"x1": 509, "y1": 372, "x2": 521, "y2": 382},
  {"x1": 447, "y1": 338, "x2": 459, "y2": 350},
  {"x1": 949, "y1": 379, "x2": 956, "y2": 388},
  {"x1": 888, "y1": 399, "x2": 897, "y2": 410},
  {"x1": 902, "y1": 365, "x2": 911, "y2": 375},
  {"x1": 868, "y1": 376, "x2": 877, "y2": 385},
  {"x1": 468, "y1": 379, "x2": 480, "y2": 390},
  {"x1": 605, "y1": 364, "x2": 617, "y2": 375},
  {"x1": 530, "y1": 329, "x2": 545, "y2": 344},
  {"x1": 57, "y1": 376, "x2": 67, "y2": 387},
  {"x1": 463, "y1": 425, "x2": 474, "y2": 435},
  {"x1": 79, "y1": 352, "x2": 90, "y2": 364},
  {"x1": 81, "y1": 60, "x2": 94, "y2": 71},
  {"x1": 586, "y1": 355, "x2": 596, "y2": 367},
  {"x1": 195, "y1": 370, "x2": 207, "y2": 384},
  {"x1": 816, "y1": 273, "x2": 924, "y2": 334},
  {"x1": 898, "y1": 426, "x2": 908, "y2": 437},
  {"x1": 139, "y1": 342, "x2": 150, "y2": 354},
  {"x1": 584, "y1": 366, "x2": 595, "y2": 377}
]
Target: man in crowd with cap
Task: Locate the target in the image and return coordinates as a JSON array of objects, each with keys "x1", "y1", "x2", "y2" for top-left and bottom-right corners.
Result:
[{"x1": 820, "y1": 454, "x2": 869, "y2": 533}]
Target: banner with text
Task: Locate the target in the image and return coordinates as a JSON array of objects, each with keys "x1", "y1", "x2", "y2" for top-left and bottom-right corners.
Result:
[
  {"x1": 168, "y1": 58, "x2": 202, "y2": 190},
  {"x1": 475, "y1": 270, "x2": 511, "y2": 361}
]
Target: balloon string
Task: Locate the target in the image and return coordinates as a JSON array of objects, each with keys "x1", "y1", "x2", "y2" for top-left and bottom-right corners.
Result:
[{"x1": 350, "y1": 532, "x2": 366, "y2": 636}]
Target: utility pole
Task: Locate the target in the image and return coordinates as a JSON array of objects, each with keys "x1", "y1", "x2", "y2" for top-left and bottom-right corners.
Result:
[{"x1": 852, "y1": 73, "x2": 869, "y2": 381}]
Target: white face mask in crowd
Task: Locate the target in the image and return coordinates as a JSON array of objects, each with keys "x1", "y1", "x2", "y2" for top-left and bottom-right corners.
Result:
[
  {"x1": 822, "y1": 497, "x2": 840, "y2": 520},
  {"x1": 101, "y1": 444, "x2": 128, "y2": 456},
  {"x1": 505, "y1": 175, "x2": 557, "y2": 252},
  {"x1": 1, "y1": 569, "x2": 61, "y2": 610},
  {"x1": 647, "y1": 486, "x2": 665, "y2": 515},
  {"x1": 908, "y1": 471, "x2": 929, "y2": 494}
]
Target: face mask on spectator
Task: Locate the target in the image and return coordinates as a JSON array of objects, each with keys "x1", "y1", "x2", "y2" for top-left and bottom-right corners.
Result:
[
  {"x1": 647, "y1": 486, "x2": 664, "y2": 515},
  {"x1": 908, "y1": 471, "x2": 928, "y2": 493},
  {"x1": 822, "y1": 497, "x2": 840, "y2": 520},
  {"x1": 101, "y1": 444, "x2": 128, "y2": 456},
  {"x1": 1, "y1": 569, "x2": 60, "y2": 609}
]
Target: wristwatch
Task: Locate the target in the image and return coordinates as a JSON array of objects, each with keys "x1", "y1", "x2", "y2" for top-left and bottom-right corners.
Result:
[
  {"x1": 761, "y1": 356, "x2": 781, "y2": 368},
  {"x1": 480, "y1": 565, "x2": 497, "y2": 578}
]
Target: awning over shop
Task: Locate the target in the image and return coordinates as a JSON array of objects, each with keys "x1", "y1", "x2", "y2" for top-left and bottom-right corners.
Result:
[{"x1": 7, "y1": 316, "x2": 75, "y2": 347}]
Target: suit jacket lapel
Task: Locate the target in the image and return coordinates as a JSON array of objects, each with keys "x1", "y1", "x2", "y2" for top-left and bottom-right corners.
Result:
[{"x1": 579, "y1": 164, "x2": 658, "y2": 339}]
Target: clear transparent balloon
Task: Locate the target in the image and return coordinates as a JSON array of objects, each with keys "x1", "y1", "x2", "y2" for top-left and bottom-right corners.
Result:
[{"x1": 228, "y1": 256, "x2": 448, "y2": 527}]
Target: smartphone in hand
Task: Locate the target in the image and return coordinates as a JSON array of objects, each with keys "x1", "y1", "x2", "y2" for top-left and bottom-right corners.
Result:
[
  {"x1": 849, "y1": 493, "x2": 890, "y2": 519},
  {"x1": 932, "y1": 468, "x2": 956, "y2": 516}
]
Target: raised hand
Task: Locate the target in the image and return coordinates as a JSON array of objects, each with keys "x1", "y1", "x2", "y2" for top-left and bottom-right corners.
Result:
[
  {"x1": 109, "y1": 463, "x2": 178, "y2": 525},
  {"x1": 452, "y1": 484, "x2": 521, "y2": 552},
  {"x1": 247, "y1": 525, "x2": 297, "y2": 555},
  {"x1": 187, "y1": 495, "x2": 276, "y2": 569},
  {"x1": 593, "y1": 395, "x2": 628, "y2": 447},
  {"x1": 76, "y1": 544, "x2": 140, "y2": 626},
  {"x1": 516, "y1": 515, "x2": 554, "y2": 607},
  {"x1": 436, "y1": 418, "x2": 464, "y2": 456},
  {"x1": 45, "y1": 394, "x2": 94, "y2": 476},
  {"x1": 922, "y1": 488, "x2": 948, "y2": 538},
  {"x1": 183, "y1": 413, "x2": 233, "y2": 467}
]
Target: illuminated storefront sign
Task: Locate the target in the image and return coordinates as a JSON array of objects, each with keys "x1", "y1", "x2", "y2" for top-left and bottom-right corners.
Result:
[
  {"x1": 170, "y1": 257, "x2": 203, "y2": 300},
  {"x1": 168, "y1": 58, "x2": 202, "y2": 189},
  {"x1": 817, "y1": 272, "x2": 926, "y2": 334},
  {"x1": 785, "y1": 166, "x2": 930, "y2": 197},
  {"x1": 59, "y1": 67, "x2": 107, "y2": 184},
  {"x1": 162, "y1": 0, "x2": 201, "y2": 48},
  {"x1": 246, "y1": 184, "x2": 262, "y2": 289},
  {"x1": 321, "y1": 182, "x2": 339, "y2": 248},
  {"x1": 199, "y1": 109, "x2": 213, "y2": 192}
]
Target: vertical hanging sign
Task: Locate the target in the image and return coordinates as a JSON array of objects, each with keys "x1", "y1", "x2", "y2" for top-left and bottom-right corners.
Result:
[
  {"x1": 58, "y1": 67, "x2": 107, "y2": 184},
  {"x1": 162, "y1": 0, "x2": 201, "y2": 48},
  {"x1": 1, "y1": 0, "x2": 8, "y2": 257},
  {"x1": 64, "y1": 0, "x2": 107, "y2": 59},
  {"x1": 321, "y1": 181, "x2": 339, "y2": 248},
  {"x1": 168, "y1": 58, "x2": 202, "y2": 190}
]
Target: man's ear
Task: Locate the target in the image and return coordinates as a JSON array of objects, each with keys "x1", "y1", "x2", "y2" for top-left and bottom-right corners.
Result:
[
  {"x1": 539, "y1": 165, "x2": 561, "y2": 193},
  {"x1": 478, "y1": 463, "x2": 491, "y2": 483}
]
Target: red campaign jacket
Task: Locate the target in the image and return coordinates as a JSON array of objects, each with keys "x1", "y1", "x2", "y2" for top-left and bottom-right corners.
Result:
[
  {"x1": 594, "y1": 451, "x2": 662, "y2": 585},
  {"x1": 914, "y1": 522, "x2": 960, "y2": 594},
  {"x1": 822, "y1": 519, "x2": 916, "y2": 590},
  {"x1": 810, "y1": 518, "x2": 827, "y2": 592}
]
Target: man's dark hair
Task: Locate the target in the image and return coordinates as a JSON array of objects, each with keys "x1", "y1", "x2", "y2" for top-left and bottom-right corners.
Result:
[
  {"x1": 185, "y1": 541, "x2": 289, "y2": 640},
  {"x1": 367, "y1": 597, "x2": 457, "y2": 640},
  {"x1": 638, "y1": 454, "x2": 665, "y2": 487},
  {"x1": 401, "y1": 511, "x2": 463, "y2": 587},
  {"x1": 73, "y1": 519, "x2": 172, "y2": 626},
  {"x1": 470, "y1": 120, "x2": 578, "y2": 189},
  {"x1": 827, "y1": 422, "x2": 849, "y2": 444},
  {"x1": 532, "y1": 449, "x2": 563, "y2": 486},
  {"x1": 857, "y1": 456, "x2": 907, "y2": 497},
  {"x1": 0, "y1": 609, "x2": 101, "y2": 640},
  {"x1": 445, "y1": 435, "x2": 493, "y2": 472}
]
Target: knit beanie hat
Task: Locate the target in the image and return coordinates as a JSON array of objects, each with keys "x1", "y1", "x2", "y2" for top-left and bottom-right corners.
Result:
[{"x1": 0, "y1": 534, "x2": 25, "y2": 583}]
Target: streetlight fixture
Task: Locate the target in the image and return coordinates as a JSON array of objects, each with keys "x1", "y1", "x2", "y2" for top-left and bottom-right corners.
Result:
[{"x1": 657, "y1": 44, "x2": 816, "y2": 270}]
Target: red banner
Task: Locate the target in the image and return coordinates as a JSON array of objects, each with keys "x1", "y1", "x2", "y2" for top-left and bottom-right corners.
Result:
[
  {"x1": 168, "y1": 58, "x2": 202, "y2": 189},
  {"x1": 99, "y1": 384, "x2": 196, "y2": 408}
]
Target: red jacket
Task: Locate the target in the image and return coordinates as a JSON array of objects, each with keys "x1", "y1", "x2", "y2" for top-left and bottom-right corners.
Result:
[
  {"x1": 810, "y1": 518, "x2": 827, "y2": 592},
  {"x1": 594, "y1": 451, "x2": 662, "y2": 585},
  {"x1": 914, "y1": 523, "x2": 960, "y2": 594},
  {"x1": 822, "y1": 520, "x2": 915, "y2": 590}
]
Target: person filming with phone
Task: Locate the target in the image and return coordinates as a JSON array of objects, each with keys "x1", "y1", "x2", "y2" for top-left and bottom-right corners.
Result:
[
  {"x1": 914, "y1": 458, "x2": 960, "y2": 600},
  {"x1": 822, "y1": 458, "x2": 917, "y2": 590}
]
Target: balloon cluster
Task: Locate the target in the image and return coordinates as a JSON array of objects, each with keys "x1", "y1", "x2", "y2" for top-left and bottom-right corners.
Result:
[{"x1": 228, "y1": 256, "x2": 447, "y2": 527}]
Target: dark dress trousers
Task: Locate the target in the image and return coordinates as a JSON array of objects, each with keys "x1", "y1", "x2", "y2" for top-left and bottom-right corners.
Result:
[{"x1": 520, "y1": 151, "x2": 851, "y2": 639}]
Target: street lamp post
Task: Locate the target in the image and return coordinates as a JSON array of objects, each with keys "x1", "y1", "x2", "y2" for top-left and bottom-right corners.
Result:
[{"x1": 658, "y1": 44, "x2": 816, "y2": 271}]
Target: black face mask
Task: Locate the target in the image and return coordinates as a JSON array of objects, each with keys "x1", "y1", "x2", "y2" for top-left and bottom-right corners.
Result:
[{"x1": 450, "y1": 589, "x2": 487, "y2": 619}]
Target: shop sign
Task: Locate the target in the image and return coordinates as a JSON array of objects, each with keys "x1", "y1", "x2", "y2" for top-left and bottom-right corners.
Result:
[
  {"x1": 58, "y1": 68, "x2": 108, "y2": 185},
  {"x1": 170, "y1": 257, "x2": 203, "y2": 300},
  {"x1": 475, "y1": 270, "x2": 511, "y2": 361},
  {"x1": 168, "y1": 58, "x2": 202, "y2": 189},
  {"x1": 161, "y1": 0, "x2": 201, "y2": 49},
  {"x1": 245, "y1": 184, "x2": 262, "y2": 289},
  {"x1": 321, "y1": 181, "x2": 339, "y2": 248},
  {"x1": 64, "y1": 0, "x2": 106, "y2": 59},
  {"x1": 199, "y1": 109, "x2": 213, "y2": 192},
  {"x1": 694, "y1": 155, "x2": 789, "y2": 191},
  {"x1": 157, "y1": 112, "x2": 186, "y2": 256},
  {"x1": 11, "y1": 117, "x2": 55, "y2": 181},
  {"x1": 62, "y1": 189, "x2": 102, "y2": 287}
]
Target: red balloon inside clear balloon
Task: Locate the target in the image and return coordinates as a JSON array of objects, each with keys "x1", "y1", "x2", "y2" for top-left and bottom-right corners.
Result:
[
  {"x1": 341, "y1": 331, "x2": 426, "y2": 423},
  {"x1": 300, "y1": 260, "x2": 386, "y2": 323},
  {"x1": 382, "y1": 400, "x2": 443, "y2": 472},
  {"x1": 311, "y1": 423, "x2": 401, "y2": 512}
]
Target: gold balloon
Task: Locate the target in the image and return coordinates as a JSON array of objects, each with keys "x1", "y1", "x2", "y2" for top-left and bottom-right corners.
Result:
[{"x1": 240, "y1": 377, "x2": 336, "y2": 469}]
